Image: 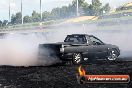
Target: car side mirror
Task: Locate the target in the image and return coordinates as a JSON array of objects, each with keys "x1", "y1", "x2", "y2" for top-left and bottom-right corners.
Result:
[
  {"x1": 93, "y1": 41, "x2": 102, "y2": 45},
  {"x1": 92, "y1": 41, "x2": 97, "y2": 45},
  {"x1": 96, "y1": 42, "x2": 101, "y2": 45}
]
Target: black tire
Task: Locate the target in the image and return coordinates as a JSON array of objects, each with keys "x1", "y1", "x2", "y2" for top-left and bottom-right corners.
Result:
[
  {"x1": 107, "y1": 49, "x2": 118, "y2": 61},
  {"x1": 72, "y1": 53, "x2": 83, "y2": 65}
]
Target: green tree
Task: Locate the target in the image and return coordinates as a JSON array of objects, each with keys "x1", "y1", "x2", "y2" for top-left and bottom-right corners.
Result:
[
  {"x1": 42, "y1": 11, "x2": 51, "y2": 21},
  {"x1": 2, "y1": 20, "x2": 8, "y2": 26},
  {"x1": 91, "y1": 0, "x2": 102, "y2": 16},
  {"x1": 71, "y1": 0, "x2": 87, "y2": 16},
  {"x1": 101, "y1": 3, "x2": 111, "y2": 14},
  {"x1": 15, "y1": 12, "x2": 22, "y2": 24},
  {"x1": 32, "y1": 11, "x2": 41, "y2": 22},
  {"x1": 6, "y1": 0, "x2": 111, "y2": 25},
  {"x1": 81, "y1": 2, "x2": 90, "y2": 15},
  {"x1": 0, "y1": 20, "x2": 2, "y2": 27},
  {"x1": 23, "y1": 15, "x2": 32, "y2": 23},
  {"x1": 11, "y1": 14, "x2": 15, "y2": 24},
  {"x1": 11, "y1": 12, "x2": 22, "y2": 24},
  {"x1": 60, "y1": 6, "x2": 69, "y2": 18},
  {"x1": 72, "y1": 0, "x2": 86, "y2": 7},
  {"x1": 51, "y1": 7, "x2": 61, "y2": 19}
]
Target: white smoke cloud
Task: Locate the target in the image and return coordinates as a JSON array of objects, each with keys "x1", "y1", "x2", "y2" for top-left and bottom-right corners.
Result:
[
  {"x1": 0, "y1": 22, "x2": 132, "y2": 66},
  {"x1": 0, "y1": 33, "x2": 59, "y2": 66}
]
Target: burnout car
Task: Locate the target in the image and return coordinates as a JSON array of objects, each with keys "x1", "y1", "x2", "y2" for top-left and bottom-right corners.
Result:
[{"x1": 39, "y1": 34, "x2": 120, "y2": 64}]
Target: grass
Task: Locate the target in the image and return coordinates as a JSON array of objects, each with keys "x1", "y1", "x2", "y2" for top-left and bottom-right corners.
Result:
[
  {"x1": 110, "y1": 9, "x2": 132, "y2": 15},
  {"x1": 0, "y1": 14, "x2": 132, "y2": 31},
  {"x1": 79, "y1": 16, "x2": 132, "y2": 25},
  {"x1": 0, "y1": 19, "x2": 65, "y2": 31}
]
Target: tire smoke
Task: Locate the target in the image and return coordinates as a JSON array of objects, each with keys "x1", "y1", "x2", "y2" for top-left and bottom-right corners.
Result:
[
  {"x1": 0, "y1": 23, "x2": 131, "y2": 66},
  {"x1": 0, "y1": 33, "x2": 59, "y2": 66}
]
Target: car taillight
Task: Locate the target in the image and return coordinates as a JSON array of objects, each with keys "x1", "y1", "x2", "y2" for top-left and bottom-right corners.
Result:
[{"x1": 60, "y1": 45, "x2": 64, "y2": 53}]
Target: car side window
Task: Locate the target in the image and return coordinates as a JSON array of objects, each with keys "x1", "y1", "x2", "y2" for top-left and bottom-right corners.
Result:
[
  {"x1": 89, "y1": 36, "x2": 103, "y2": 45},
  {"x1": 65, "y1": 35, "x2": 87, "y2": 43},
  {"x1": 68, "y1": 37, "x2": 78, "y2": 42}
]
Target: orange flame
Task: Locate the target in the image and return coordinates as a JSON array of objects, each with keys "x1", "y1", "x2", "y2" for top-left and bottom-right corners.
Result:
[{"x1": 78, "y1": 66, "x2": 86, "y2": 76}]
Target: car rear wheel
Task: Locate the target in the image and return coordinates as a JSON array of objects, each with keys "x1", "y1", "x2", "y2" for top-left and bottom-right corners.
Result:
[
  {"x1": 72, "y1": 53, "x2": 83, "y2": 65},
  {"x1": 107, "y1": 49, "x2": 118, "y2": 61}
]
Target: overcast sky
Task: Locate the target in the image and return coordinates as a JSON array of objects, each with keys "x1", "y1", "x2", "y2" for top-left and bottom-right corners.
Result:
[{"x1": 0, "y1": 0, "x2": 131, "y2": 21}]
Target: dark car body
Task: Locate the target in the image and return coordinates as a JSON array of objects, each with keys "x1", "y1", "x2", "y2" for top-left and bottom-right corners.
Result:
[{"x1": 39, "y1": 34, "x2": 120, "y2": 64}]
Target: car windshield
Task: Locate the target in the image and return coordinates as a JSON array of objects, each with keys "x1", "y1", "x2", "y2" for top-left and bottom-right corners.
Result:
[{"x1": 89, "y1": 36, "x2": 104, "y2": 45}]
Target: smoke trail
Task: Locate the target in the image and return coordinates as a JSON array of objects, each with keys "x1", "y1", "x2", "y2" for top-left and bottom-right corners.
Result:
[{"x1": 0, "y1": 32, "x2": 59, "y2": 66}]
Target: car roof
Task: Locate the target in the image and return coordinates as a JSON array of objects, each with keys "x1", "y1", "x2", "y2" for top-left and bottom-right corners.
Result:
[{"x1": 68, "y1": 34, "x2": 93, "y2": 37}]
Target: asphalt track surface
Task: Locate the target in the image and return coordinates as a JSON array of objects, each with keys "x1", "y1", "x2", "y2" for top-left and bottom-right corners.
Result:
[{"x1": 0, "y1": 58, "x2": 131, "y2": 88}]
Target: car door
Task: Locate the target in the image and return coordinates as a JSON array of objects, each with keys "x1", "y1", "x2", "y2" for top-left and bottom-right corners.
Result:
[
  {"x1": 64, "y1": 35, "x2": 96, "y2": 58},
  {"x1": 89, "y1": 36, "x2": 108, "y2": 58}
]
